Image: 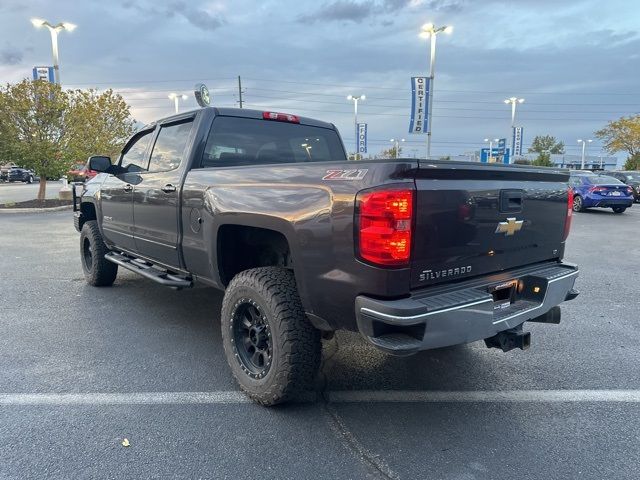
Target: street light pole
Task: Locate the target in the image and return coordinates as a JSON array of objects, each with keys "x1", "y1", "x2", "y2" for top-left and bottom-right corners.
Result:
[
  {"x1": 420, "y1": 23, "x2": 453, "y2": 159},
  {"x1": 504, "y1": 97, "x2": 524, "y2": 160},
  {"x1": 168, "y1": 93, "x2": 188, "y2": 114},
  {"x1": 347, "y1": 94, "x2": 365, "y2": 159},
  {"x1": 484, "y1": 138, "x2": 499, "y2": 162},
  {"x1": 31, "y1": 18, "x2": 77, "y2": 85},
  {"x1": 578, "y1": 139, "x2": 592, "y2": 169},
  {"x1": 390, "y1": 138, "x2": 405, "y2": 158}
]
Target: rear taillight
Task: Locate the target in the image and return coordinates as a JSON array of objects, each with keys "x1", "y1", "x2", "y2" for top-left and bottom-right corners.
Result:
[
  {"x1": 262, "y1": 111, "x2": 300, "y2": 123},
  {"x1": 589, "y1": 186, "x2": 607, "y2": 193},
  {"x1": 626, "y1": 186, "x2": 634, "y2": 195},
  {"x1": 356, "y1": 187, "x2": 414, "y2": 267},
  {"x1": 563, "y1": 187, "x2": 573, "y2": 241}
]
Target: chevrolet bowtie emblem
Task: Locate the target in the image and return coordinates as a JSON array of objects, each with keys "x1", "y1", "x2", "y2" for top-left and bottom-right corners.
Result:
[{"x1": 496, "y1": 217, "x2": 524, "y2": 236}]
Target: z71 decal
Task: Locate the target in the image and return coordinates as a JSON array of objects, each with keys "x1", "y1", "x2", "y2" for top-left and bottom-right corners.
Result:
[{"x1": 322, "y1": 169, "x2": 368, "y2": 181}]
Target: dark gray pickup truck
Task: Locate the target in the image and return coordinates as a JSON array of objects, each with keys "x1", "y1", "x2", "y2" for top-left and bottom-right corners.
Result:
[{"x1": 74, "y1": 106, "x2": 579, "y2": 405}]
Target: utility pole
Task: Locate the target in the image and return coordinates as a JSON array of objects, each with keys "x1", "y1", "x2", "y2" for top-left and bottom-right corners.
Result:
[{"x1": 238, "y1": 75, "x2": 243, "y2": 108}]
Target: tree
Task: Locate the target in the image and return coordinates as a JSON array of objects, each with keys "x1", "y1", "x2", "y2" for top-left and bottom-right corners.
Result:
[
  {"x1": 528, "y1": 135, "x2": 565, "y2": 155},
  {"x1": 623, "y1": 153, "x2": 640, "y2": 170},
  {"x1": 66, "y1": 89, "x2": 135, "y2": 163},
  {"x1": 0, "y1": 80, "x2": 69, "y2": 200},
  {"x1": 379, "y1": 145, "x2": 402, "y2": 159},
  {"x1": 0, "y1": 79, "x2": 135, "y2": 200},
  {"x1": 595, "y1": 115, "x2": 640, "y2": 159},
  {"x1": 531, "y1": 152, "x2": 554, "y2": 167}
]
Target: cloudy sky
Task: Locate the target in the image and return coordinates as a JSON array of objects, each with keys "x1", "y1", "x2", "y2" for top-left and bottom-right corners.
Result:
[{"x1": 1, "y1": 0, "x2": 639, "y2": 158}]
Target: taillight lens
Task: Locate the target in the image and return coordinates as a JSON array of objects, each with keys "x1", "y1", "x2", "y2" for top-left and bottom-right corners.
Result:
[
  {"x1": 356, "y1": 187, "x2": 414, "y2": 266},
  {"x1": 626, "y1": 186, "x2": 634, "y2": 195},
  {"x1": 563, "y1": 187, "x2": 573, "y2": 241},
  {"x1": 589, "y1": 186, "x2": 606, "y2": 193}
]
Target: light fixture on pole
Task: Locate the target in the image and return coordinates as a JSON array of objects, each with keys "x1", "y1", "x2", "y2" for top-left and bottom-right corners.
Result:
[
  {"x1": 504, "y1": 97, "x2": 524, "y2": 159},
  {"x1": 347, "y1": 94, "x2": 365, "y2": 159},
  {"x1": 484, "y1": 138, "x2": 499, "y2": 162},
  {"x1": 419, "y1": 22, "x2": 453, "y2": 159},
  {"x1": 577, "y1": 139, "x2": 593, "y2": 169},
  {"x1": 168, "y1": 93, "x2": 188, "y2": 114},
  {"x1": 390, "y1": 138, "x2": 405, "y2": 159},
  {"x1": 31, "y1": 18, "x2": 77, "y2": 85}
]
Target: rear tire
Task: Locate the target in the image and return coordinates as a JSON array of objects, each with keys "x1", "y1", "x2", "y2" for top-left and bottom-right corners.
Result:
[
  {"x1": 572, "y1": 195, "x2": 584, "y2": 212},
  {"x1": 221, "y1": 267, "x2": 321, "y2": 406},
  {"x1": 612, "y1": 207, "x2": 626, "y2": 214},
  {"x1": 80, "y1": 220, "x2": 118, "y2": 286}
]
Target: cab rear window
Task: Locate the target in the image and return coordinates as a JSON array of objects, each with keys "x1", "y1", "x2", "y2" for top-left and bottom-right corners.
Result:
[{"x1": 199, "y1": 116, "x2": 346, "y2": 168}]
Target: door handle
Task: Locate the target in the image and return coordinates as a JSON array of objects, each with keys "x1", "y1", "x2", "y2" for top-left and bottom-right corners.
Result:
[
  {"x1": 123, "y1": 184, "x2": 133, "y2": 192},
  {"x1": 161, "y1": 184, "x2": 177, "y2": 193}
]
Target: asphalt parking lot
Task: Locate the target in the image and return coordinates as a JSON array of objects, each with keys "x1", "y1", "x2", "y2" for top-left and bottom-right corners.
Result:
[
  {"x1": 0, "y1": 181, "x2": 62, "y2": 203},
  {"x1": 1, "y1": 207, "x2": 639, "y2": 479}
]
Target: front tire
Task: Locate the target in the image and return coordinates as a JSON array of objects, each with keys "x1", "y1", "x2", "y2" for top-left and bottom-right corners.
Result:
[
  {"x1": 221, "y1": 267, "x2": 321, "y2": 406},
  {"x1": 80, "y1": 220, "x2": 118, "y2": 286},
  {"x1": 572, "y1": 195, "x2": 584, "y2": 212},
  {"x1": 26, "y1": 175, "x2": 33, "y2": 184},
  {"x1": 612, "y1": 207, "x2": 626, "y2": 214}
]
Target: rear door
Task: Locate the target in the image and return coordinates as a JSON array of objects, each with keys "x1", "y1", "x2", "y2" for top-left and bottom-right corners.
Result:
[
  {"x1": 100, "y1": 130, "x2": 154, "y2": 251},
  {"x1": 411, "y1": 164, "x2": 570, "y2": 288},
  {"x1": 132, "y1": 118, "x2": 194, "y2": 266}
]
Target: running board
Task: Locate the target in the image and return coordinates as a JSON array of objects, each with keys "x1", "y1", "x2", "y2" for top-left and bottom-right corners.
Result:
[{"x1": 105, "y1": 252, "x2": 193, "y2": 289}]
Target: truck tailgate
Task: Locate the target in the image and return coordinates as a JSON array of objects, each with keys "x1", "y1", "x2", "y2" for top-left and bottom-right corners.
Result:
[{"x1": 411, "y1": 162, "x2": 570, "y2": 289}]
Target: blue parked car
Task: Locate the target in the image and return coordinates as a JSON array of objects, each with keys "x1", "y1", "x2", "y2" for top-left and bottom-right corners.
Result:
[{"x1": 569, "y1": 172, "x2": 634, "y2": 214}]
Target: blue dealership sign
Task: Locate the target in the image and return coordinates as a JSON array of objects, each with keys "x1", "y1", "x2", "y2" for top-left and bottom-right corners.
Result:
[
  {"x1": 481, "y1": 148, "x2": 510, "y2": 164},
  {"x1": 497, "y1": 138, "x2": 506, "y2": 155},
  {"x1": 409, "y1": 77, "x2": 430, "y2": 134},
  {"x1": 32, "y1": 66, "x2": 54, "y2": 83}
]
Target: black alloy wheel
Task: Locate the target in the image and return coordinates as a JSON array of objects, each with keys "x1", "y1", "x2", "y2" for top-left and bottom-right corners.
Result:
[{"x1": 231, "y1": 299, "x2": 272, "y2": 379}]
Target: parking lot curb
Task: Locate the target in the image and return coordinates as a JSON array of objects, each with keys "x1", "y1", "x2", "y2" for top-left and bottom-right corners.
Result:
[{"x1": 0, "y1": 205, "x2": 73, "y2": 214}]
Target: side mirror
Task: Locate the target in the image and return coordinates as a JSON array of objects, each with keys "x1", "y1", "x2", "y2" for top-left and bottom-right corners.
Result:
[{"x1": 88, "y1": 155, "x2": 111, "y2": 172}]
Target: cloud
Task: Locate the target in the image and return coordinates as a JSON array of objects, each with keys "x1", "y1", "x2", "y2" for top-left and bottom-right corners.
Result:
[
  {"x1": 122, "y1": 0, "x2": 225, "y2": 31},
  {"x1": 298, "y1": 1, "x2": 374, "y2": 24},
  {"x1": 0, "y1": 45, "x2": 22, "y2": 65},
  {"x1": 297, "y1": 0, "x2": 462, "y2": 24}
]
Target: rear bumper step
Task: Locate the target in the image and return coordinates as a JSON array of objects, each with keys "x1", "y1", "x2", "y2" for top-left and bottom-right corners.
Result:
[
  {"x1": 105, "y1": 252, "x2": 192, "y2": 289},
  {"x1": 355, "y1": 262, "x2": 578, "y2": 355}
]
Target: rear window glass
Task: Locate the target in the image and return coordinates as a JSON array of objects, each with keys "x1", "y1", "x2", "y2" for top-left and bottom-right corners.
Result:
[
  {"x1": 199, "y1": 116, "x2": 346, "y2": 168},
  {"x1": 585, "y1": 175, "x2": 622, "y2": 184}
]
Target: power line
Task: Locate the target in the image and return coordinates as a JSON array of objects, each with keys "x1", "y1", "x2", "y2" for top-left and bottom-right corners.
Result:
[{"x1": 62, "y1": 75, "x2": 640, "y2": 98}]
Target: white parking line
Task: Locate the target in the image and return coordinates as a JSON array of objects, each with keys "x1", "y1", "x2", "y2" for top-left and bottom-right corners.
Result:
[
  {"x1": 2, "y1": 390, "x2": 640, "y2": 405},
  {"x1": 326, "y1": 390, "x2": 640, "y2": 403}
]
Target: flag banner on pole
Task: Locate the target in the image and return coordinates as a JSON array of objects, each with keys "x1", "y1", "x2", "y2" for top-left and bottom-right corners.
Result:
[
  {"x1": 357, "y1": 123, "x2": 367, "y2": 154},
  {"x1": 409, "y1": 77, "x2": 430, "y2": 134},
  {"x1": 32, "y1": 66, "x2": 54, "y2": 83},
  {"x1": 497, "y1": 138, "x2": 506, "y2": 155},
  {"x1": 512, "y1": 127, "x2": 524, "y2": 156}
]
